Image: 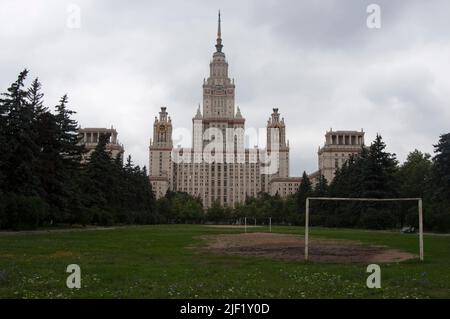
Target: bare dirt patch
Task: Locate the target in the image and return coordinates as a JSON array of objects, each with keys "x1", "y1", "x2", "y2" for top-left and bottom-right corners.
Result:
[
  {"x1": 205, "y1": 225, "x2": 260, "y2": 229},
  {"x1": 50, "y1": 250, "x2": 80, "y2": 258},
  {"x1": 201, "y1": 232, "x2": 416, "y2": 263}
]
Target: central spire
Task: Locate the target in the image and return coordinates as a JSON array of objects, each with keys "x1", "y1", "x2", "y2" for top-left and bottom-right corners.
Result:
[{"x1": 215, "y1": 10, "x2": 223, "y2": 52}]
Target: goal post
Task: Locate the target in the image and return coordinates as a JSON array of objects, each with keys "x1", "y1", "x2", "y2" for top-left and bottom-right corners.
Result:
[{"x1": 305, "y1": 197, "x2": 424, "y2": 262}]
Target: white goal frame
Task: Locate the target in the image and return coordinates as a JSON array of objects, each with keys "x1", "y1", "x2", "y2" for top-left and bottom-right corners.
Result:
[{"x1": 305, "y1": 197, "x2": 424, "y2": 261}]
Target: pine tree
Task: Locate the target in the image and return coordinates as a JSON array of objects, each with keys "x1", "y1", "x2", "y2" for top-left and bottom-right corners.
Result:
[
  {"x1": 54, "y1": 95, "x2": 84, "y2": 166},
  {"x1": 360, "y1": 134, "x2": 398, "y2": 198},
  {"x1": 431, "y1": 133, "x2": 450, "y2": 203},
  {"x1": 296, "y1": 171, "x2": 312, "y2": 213},
  {"x1": 82, "y1": 134, "x2": 113, "y2": 209},
  {"x1": 313, "y1": 174, "x2": 329, "y2": 196},
  {"x1": 53, "y1": 95, "x2": 85, "y2": 221},
  {"x1": 424, "y1": 133, "x2": 450, "y2": 231},
  {"x1": 0, "y1": 69, "x2": 41, "y2": 195},
  {"x1": 27, "y1": 78, "x2": 47, "y2": 118},
  {"x1": 27, "y1": 78, "x2": 53, "y2": 200}
]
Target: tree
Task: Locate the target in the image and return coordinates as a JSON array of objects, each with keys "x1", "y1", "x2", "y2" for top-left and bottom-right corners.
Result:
[
  {"x1": 0, "y1": 69, "x2": 41, "y2": 196},
  {"x1": 313, "y1": 174, "x2": 329, "y2": 196},
  {"x1": 27, "y1": 78, "x2": 47, "y2": 118},
  {"x1": 326, "y1": 135, "x2": 400, "y2": 229},
  {"x1": 431, "y1": 133, "x2": 450, "y2": 202},
  {"x1": 395, "y1": 150, "x2": 432, "y2": 227},
  {"x1": 54, "y1": 94, "x2": 84, "y2": 166},
  {"x1": 82, "y1": 134, "x2": 113, "y2": 209},
  {"x1": 296, "y1": 171, "x2": 312, "y2": 214},
  {"x1": 397, "y1": 150, "x2": 432, "y2": 198},
  {"x1": 48, "y1": 95, "x2": 85, "y2": 222},
  {"x1": 359, "y1": 134, "x2": 399, "y2": 198},
  {"x1": 207, "y1": 200, "x2": 227, "y2": 222},
  {"x1": 427, "y1": 133, "x2": 450, "y2": 232}
]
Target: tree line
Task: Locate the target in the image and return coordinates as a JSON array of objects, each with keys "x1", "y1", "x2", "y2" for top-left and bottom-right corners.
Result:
[
  {"x1": 295, "y1": 134, "x2": 450, "y2": 232},
  {"x1": 154, "y1": 133, "x2": 450, "y2": 232},
  {"x1": 1, "y1": 70, "x2": 449, "y2": 231},
  {"x1": 0, "y1": 70, "x2": 156, "y2": 229}
]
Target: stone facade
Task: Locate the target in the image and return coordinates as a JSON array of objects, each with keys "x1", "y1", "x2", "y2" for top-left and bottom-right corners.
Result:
[
  {"x1": 148, "y1": 108, "x2": 173, "y2": 198},
  {"x1": 149, "y1": 13, "x2": 301, "y2": 207},
  {"x1": 148, "y1": 13, "x2": 366, "y2": 206},
  {"x1": 78, "y1": 127, "x2": 124, "y2": 162},
  {"x1": 310, "y1": 129, "x2": 365, "y2": 184}
]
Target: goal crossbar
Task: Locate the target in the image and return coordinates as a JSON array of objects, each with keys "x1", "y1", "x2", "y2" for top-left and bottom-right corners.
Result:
[{"x1": 305, "y1": 197, "x2": 424, "y2": 262}]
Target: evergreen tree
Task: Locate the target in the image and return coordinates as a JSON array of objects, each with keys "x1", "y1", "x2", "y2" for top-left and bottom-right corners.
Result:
[
  {"x1": 395, "y1": 150, "x2": 432, "y2": 227},
  {"x1": 426, "y1": 133, "x2": 450, "y2": 232},
  {"x1": 82, "y1": 134, "x2": 113, "y2": 210},
  {"x1": 27, "y1": 78, "x2": 57, "y2": 204},
  {"x1": 359, "y1": 134, "x2": 398, "y2": 198},
  {"x1": 431, "y1": 133, "x2": 450, "y2": 203},
  {"x1": 54, "y1": 95, "x2": 84, "y2": 166},
  {"x1": 313, "y1": 174, "x2": 329, "y2": 196},
  {"x1": 27, "y1": 78, "x2": 47, "y2": 118},
  {"x1": 0, "y1": 69, "x2": 41, "y2": 195},
  {"x1": 397, "y1": 150, "x2": 432, "y2": 198},
  {"x1": 296, "y1": 171, "x2": 312, "y2": 213},
  {"x1": 54, "y1": 94, "x2": 85, "y2": 220}
]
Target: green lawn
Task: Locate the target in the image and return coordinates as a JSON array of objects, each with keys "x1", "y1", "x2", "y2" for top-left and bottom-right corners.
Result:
[{"x1": 0, "y1": 225, "x2": 449, "y2": 298}]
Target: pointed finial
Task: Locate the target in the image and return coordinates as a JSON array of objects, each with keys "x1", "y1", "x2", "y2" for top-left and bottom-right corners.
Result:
[
  {"x1": 235, "y1": 106, "x2": 242, "y2": 119},
  {"x1": 218, "y1": 10, "x2": 221, "y2": 38},
  {"x1": 215, "y1": 10, "x2": 223, "y2": 52},
  {"x1": 194, "y1": 103, "x2": 202, "y2": 119}
]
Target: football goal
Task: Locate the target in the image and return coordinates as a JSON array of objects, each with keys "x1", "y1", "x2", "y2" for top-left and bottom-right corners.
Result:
[{"x1": 304, "y1": 197, "x2": 424, "y2": 261}]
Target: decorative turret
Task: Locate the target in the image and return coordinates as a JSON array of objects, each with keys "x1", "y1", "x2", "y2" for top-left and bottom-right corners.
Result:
[
  {"x1": 235, "y1": 106, "x2": 243, "y2": 119},
  {"x1": 194, "y1": 104, "x2": 203, "y2": 120},
  {"x1": 267, "y1": 108, "x2": 288, "y2": 150},
  {"x1": 266, "y1": 108, "x2": 290, "y2": 178},
  {"x1": 151, "y1": 106, "x2": 173, "y2": 148}
]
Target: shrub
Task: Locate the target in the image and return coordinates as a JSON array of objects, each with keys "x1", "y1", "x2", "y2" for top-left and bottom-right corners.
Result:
[
  {"x1": 2, "y1": 194, "x2": 48, "y2": 230},
  {"x1": 88, "y1": 207, "x2": 114, "y2": 226}
]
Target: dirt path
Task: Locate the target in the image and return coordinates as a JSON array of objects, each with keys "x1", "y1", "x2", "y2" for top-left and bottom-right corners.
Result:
[{"x1": 201, "y1": 232, "x2": 416, "y2": 263}]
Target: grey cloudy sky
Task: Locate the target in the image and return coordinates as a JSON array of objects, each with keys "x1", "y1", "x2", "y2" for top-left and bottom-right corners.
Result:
[{"x1": 1, "y1": 0, "x2": 449, "y2": 176}]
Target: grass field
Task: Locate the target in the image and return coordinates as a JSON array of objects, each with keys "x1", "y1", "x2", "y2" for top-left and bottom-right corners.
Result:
[{"x1": 0, "y1": 225, "x2": 449, "y2": 299}]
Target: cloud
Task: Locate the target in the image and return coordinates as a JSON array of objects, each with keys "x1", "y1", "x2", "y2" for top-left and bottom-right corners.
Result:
[{"x1": 1, "y1": 0, "x2": 449, "y2": 176}]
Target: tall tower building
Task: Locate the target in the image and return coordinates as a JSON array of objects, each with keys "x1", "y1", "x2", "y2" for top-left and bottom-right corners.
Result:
[
  {"x1": 149, "y1": 107, "x2": 173, "y2": 198},
  {"x1": 149, "y1": 12, "x2": 303, "y2": 207},
  {"x1": 266, "y1": 108, "x2": 289, "y2": 178},
  {"x1": 202, "y1": 11, "x2": 236, "y2": 121}
]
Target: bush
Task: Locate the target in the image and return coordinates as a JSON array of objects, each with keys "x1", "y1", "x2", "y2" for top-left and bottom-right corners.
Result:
[
  {"x1": 88, "y1": 207, "x2": 114, "y2": 226},
  {"x1": 358, "y1": 208, "x2": 396, "y2": 230},
  {"x1": 1, "y1": 194, "x2": 48, "y2": 230},
  {"x1": 0, "y1": 194, "x2": 6, "y2": 229},
  {"x1": 427, "y1": 206, "x2": 450, "y2": 233}
]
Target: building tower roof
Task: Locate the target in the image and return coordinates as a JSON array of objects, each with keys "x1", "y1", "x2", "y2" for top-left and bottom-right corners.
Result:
[
  {"x1": 215, "y1": 10, "x2": 223, "y2": 53},
  {"x1": 194, "y1": 104, "x2": 203, "y2": 119},
  {"x1": 235, "y1": 106, "x2": 242, "y2": 118}
]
